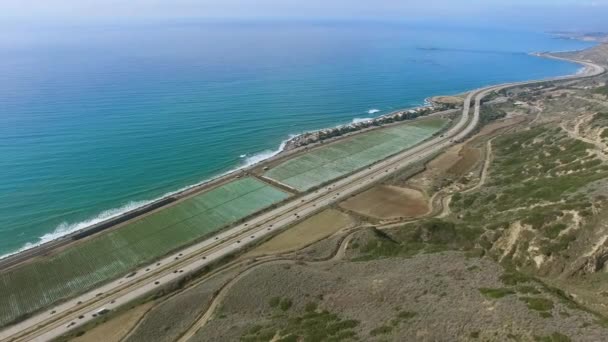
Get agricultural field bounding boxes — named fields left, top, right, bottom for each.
left=0, top=177, right=289, bottom=327
left=264, top=119, right=447, bottom=191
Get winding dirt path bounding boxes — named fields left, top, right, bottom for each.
left=175, top=232, right=356, bottom=342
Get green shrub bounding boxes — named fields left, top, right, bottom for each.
left=516, top=285, right=541, bottom=294
left=279, top=298, right=293, bottom=311
left=396, top=311, right=417, bottom=320
left=500, top=272, right=531, bottom=286
left=370, top=326, right=393, bottom=336
left=479, top=288, right=515, bottom=299
left=304, top=302, right=317, bottom=312
left=521, top=297, right=554, bottom=312
left=269, top=297, right=281, bottom=308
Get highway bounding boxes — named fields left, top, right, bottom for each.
left=0, top=58, right=603, bottom=342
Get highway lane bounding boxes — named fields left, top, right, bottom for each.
left=1, top=58, right=603, bottom=342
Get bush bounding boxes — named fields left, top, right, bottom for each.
left=304, top=302, right=317, bottom=312
left=370, top=326, right=393, bottom=336
left=396, top=311, right=417, bottom=320
left=269, top=297, right=281, bottom=308
left=521, top=297, right=554, bottom=311
left=500, top=272, right=531, bottom=286
left=479, top=288, right=515, bottom=299
left=279, top=298, right=293, bottom=311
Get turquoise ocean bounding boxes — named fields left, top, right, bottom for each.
left=0, top=21, right=594, bottom=257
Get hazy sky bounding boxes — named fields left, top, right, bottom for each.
left=2, top=0, right=608, bottom=31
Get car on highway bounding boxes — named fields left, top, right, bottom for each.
left=95, top=308, right=110, bottom=316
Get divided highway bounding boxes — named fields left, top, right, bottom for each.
left=0, top=58, right=603, bottom=342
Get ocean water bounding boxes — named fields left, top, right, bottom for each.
left=0, top=21, right=594, bottom=257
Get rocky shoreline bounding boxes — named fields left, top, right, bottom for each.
left=283, top=100, right=460, bottom=151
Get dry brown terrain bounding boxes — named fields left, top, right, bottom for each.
left=446, top=146, right=481, bottom=177
left=340, top=185, right=429, bottom=220
left=244, top=209, right=355, bottom=258
left=195, top=250, right=608, bottom=342
left=71, top=302, right=154, bottom=342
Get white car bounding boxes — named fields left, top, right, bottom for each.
left=96, top=308, right=110, bottom=316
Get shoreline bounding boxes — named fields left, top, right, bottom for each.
left=0, top=48, right=599, bottom=262
left=0, top=100, right=445, bottom=262
left=0, top=99, right=445, bottom=261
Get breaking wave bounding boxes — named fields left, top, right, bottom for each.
left=1, top=200, right=153, bottom=259
left=242, top=136, right=294, bottom=167
left=367, top=108, right=381, bottom=114
left=352, top=117, right=373, bottom=124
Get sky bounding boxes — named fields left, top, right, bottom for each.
left=2, top=0, right=608, bottom=31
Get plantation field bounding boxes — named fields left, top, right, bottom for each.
left=0, top=177, right=289, bottom=327
left=264, top=119, right=446, bottom=191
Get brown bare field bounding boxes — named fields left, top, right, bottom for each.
left=244, top=209, right=355, bottom=258
left=340, top=185, right=429, bottom=219
left=446, top=146, right=481, bottom=178
left=72, top=302, right=154, bottom=342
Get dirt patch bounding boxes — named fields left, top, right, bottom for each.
left=72, top=302, right=154, bottom=342
left=244, top=209, right=355, bottom=258
left=340, top=185, right=429, bottom=219
left=446, top=146, right=481, bottom=178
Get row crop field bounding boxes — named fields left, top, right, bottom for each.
left=0, top=177, right=289, bottom=327
left=264, top=118, right=447, bottom=191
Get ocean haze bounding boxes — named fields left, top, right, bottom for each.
left=0, top=21, right=594, bottom=256
left=2, top=1, right=608, bottom=31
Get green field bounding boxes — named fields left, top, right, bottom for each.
left=0, top=177, right=289, bottom=327
left=264, top=119, right=446, bottom=191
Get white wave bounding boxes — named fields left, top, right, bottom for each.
left=239, top=154, right=247, bottom=158
left=367, top=108, right=381, bottom=114
left=1, top=200, right=153, bottom=260
left=242, top=136, right=294, bottom=167
left=352, top=117, right=373, bottom=124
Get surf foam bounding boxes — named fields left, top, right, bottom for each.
left=352, top=118, right=373, bottom=124
left=367, top=108, right=381, bottom=114
left=1, top=200, right=153, bottom=259
left=242, top=136, right=294, bottom=167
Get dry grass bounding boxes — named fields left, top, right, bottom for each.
left=194, top=252, right=607, bottom=342
left=340, top=185, right=429, bottom=219
left=446, top=146, right=481, bottom=178
left=244, top=209, right=355, bottom=257
left=72, top=302, right=154, bottom=342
